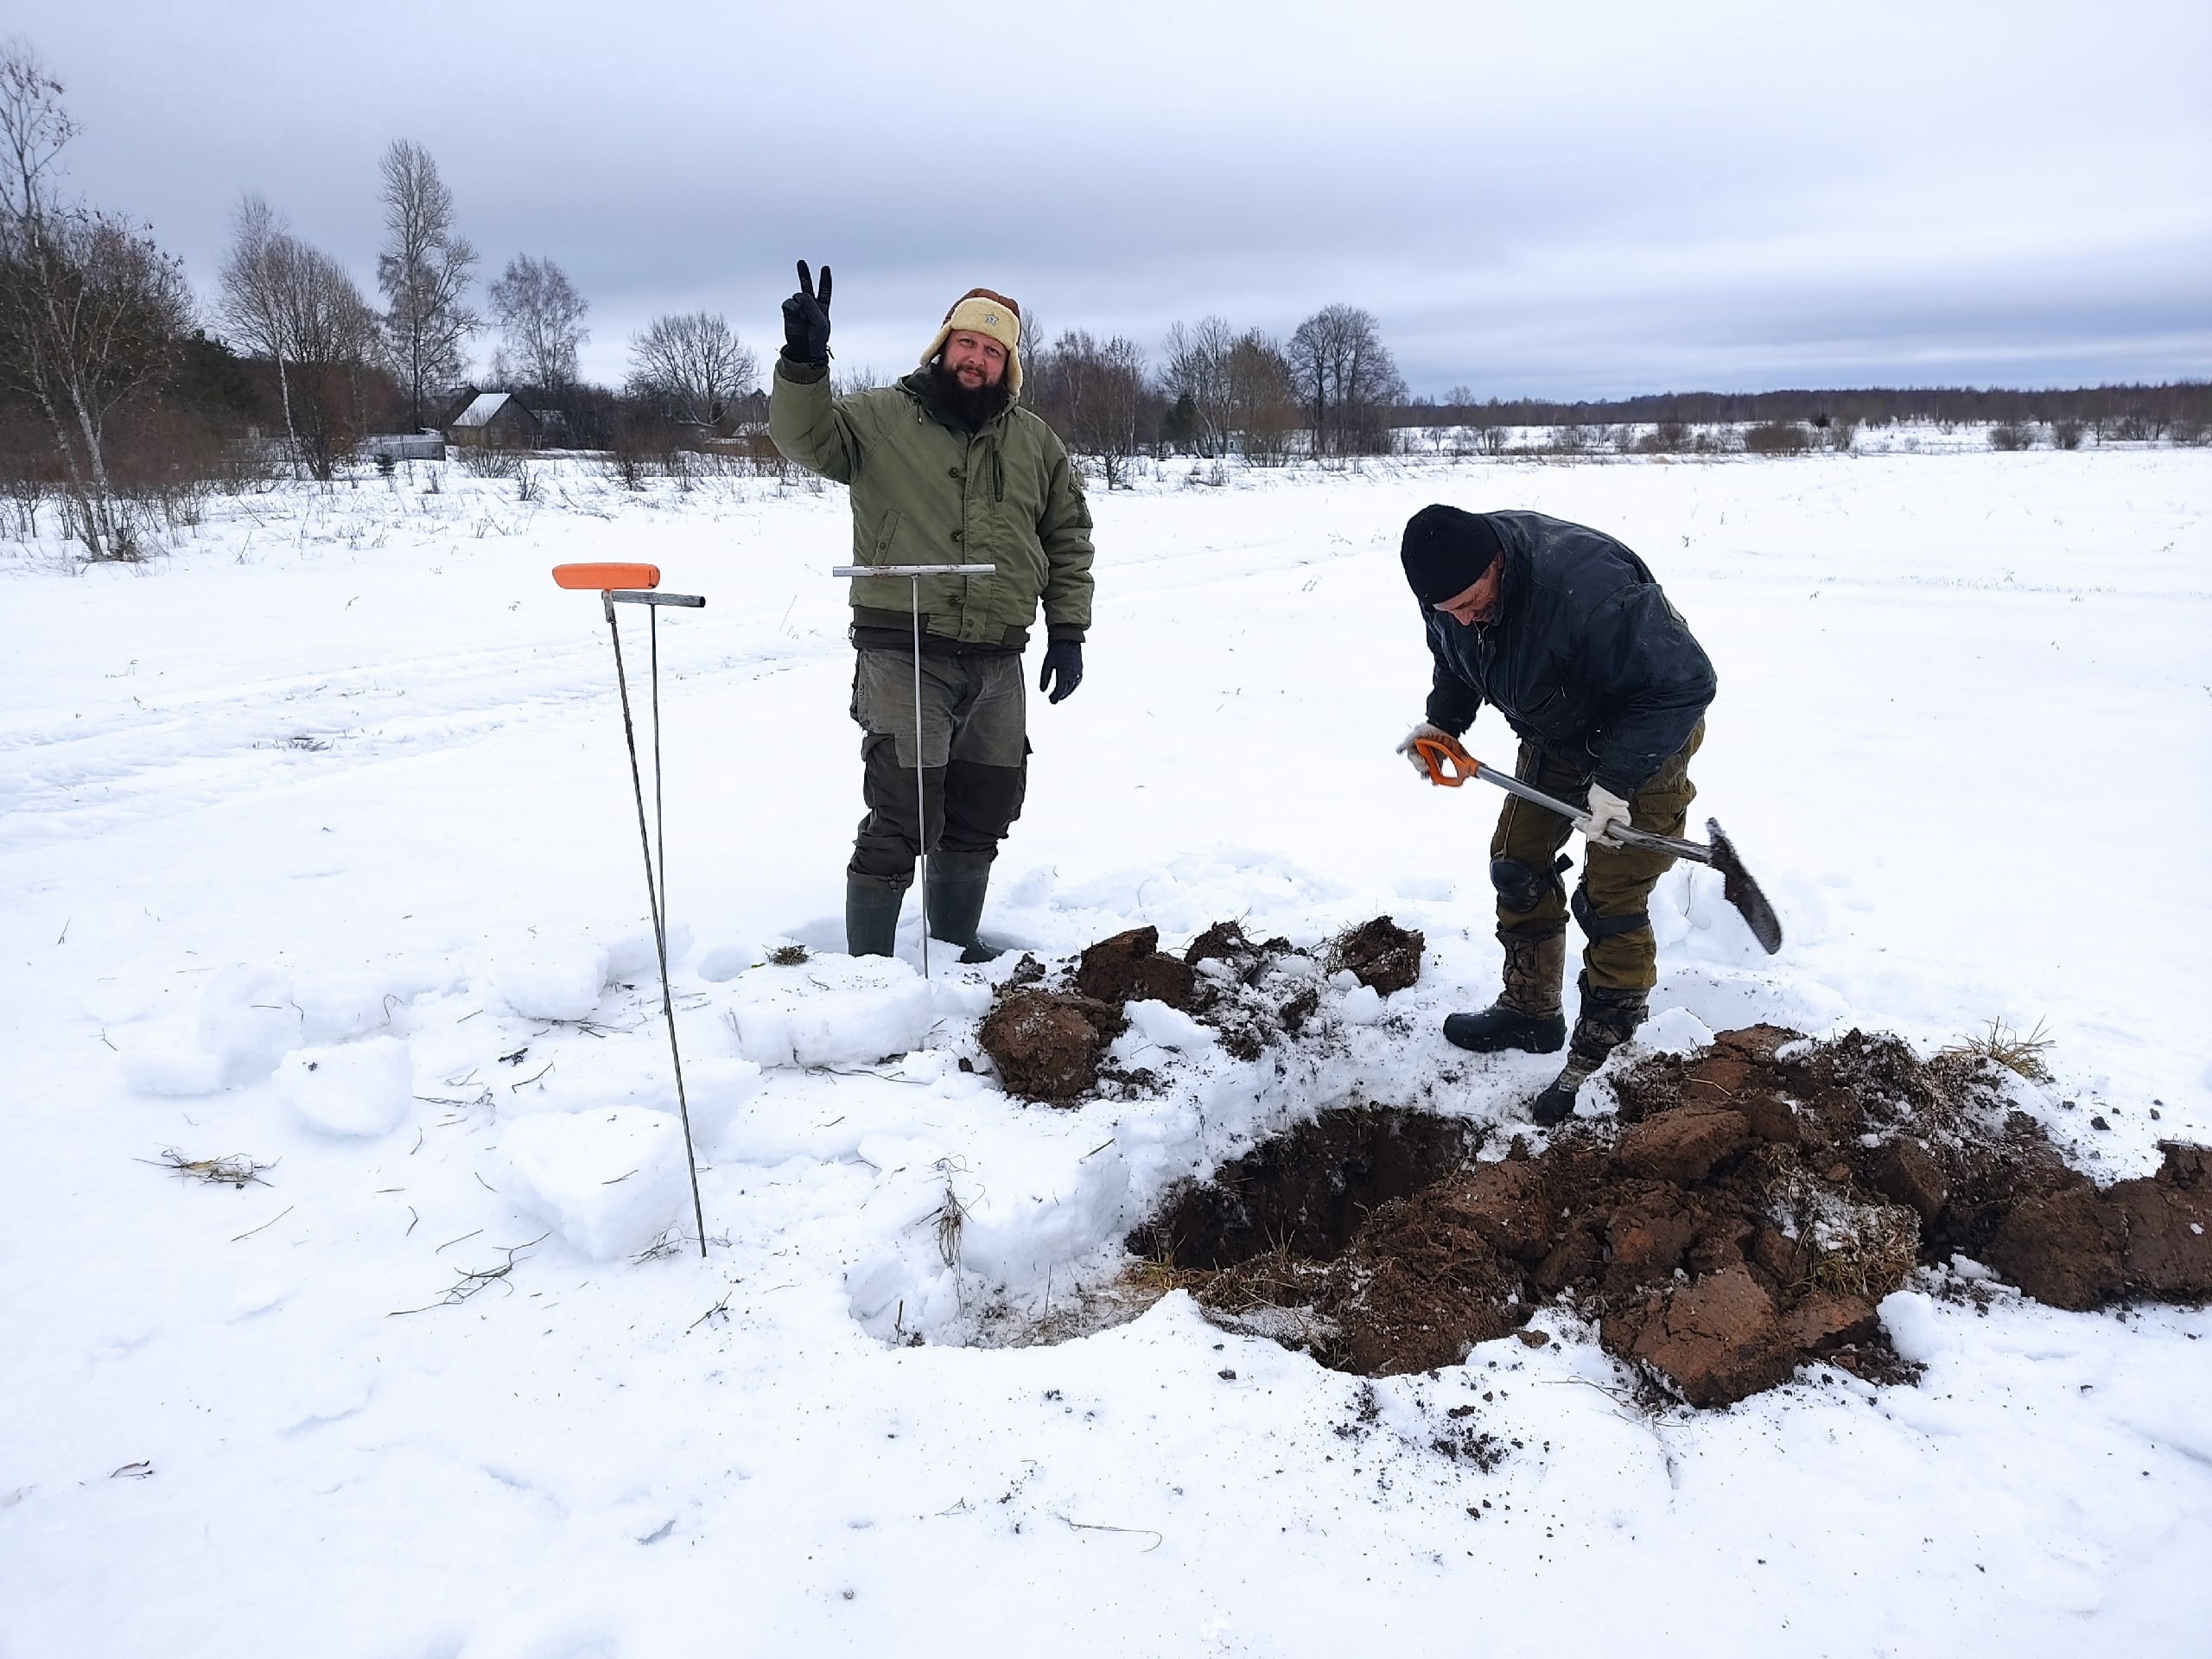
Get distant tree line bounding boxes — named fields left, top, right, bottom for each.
left=1406, top=383, right=2211, bottom=445
left=2, top=31, right=2203, bottom=556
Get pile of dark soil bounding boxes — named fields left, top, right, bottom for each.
left=980, top=918, right=1419, bottom=1102
left=1131, top=1024, right=2212, bottom=1406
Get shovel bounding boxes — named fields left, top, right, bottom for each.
left=1412, top=732, right=1783, bottom=955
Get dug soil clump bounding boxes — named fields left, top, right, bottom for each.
left=1128, top=1023, right=2212, bottom=1406
left=980, top=917, right=1414, bottom=1101
left=1332, top=916, right=1426, bottom=995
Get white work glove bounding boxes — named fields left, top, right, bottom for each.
left=1577, top=783, right=1633, bottom=847
left=1396, top=721, right=1453, bottom=780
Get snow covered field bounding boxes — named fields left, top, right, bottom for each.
left=3, top=448, right=2208, bottom=1656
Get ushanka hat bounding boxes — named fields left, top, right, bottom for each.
left=920, top=288, right=1023, bottom=396
left=1401, top=504, right=1505, bottom=604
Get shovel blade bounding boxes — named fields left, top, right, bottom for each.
left=1706, top=818, right=1783, bottom=955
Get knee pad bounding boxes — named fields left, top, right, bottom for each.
left=1491, top=854, right=1568, bottom=915
left=1571, top=882, right=1650, bottom=940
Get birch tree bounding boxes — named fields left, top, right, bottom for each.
left=216, top=193, right=300, bottom=474
left=488, top=253, right=588, bottom=391
left=376, top=138, right=477, bottom=428
left=0, top=41, right=192, bottom=558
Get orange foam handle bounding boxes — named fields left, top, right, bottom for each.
left=1413, top=734, right=1479, bottom=786
left=552, top=563, right=660, bottom=591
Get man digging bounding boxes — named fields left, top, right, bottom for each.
left=770, top=264, right=1095, bottom=958
left=1398, top=505, right=1717, bottom=1126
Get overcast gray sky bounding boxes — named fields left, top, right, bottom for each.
left=16, top=0, right=2209, bottom=398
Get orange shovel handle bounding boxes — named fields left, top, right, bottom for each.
left=552, top=562, right=660, bottom=591
left=1413, top=733, right=1482, bottom=786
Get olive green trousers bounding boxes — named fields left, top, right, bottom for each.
left=1489, top=721, right=1704, bottom=995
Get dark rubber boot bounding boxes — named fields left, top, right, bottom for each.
left=1530, top=977, right=1648, bottom=1126
left=1443, top=932, right=1567, bottom=1053
left=845, top=878, right=906, bottom=958
left=925, top=853, right=1001, bottom=963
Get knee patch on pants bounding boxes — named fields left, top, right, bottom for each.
left=1572, top=881, right=1649, bottom=941
left=1491, top=854, right=1570, bottom=916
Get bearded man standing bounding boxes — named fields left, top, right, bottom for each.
left=769, top=263, right=1094, bottom=958
left=1397, top=505, right=1716, bottom=1126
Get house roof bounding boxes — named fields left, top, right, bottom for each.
left=450, top=391, right=527, bottom=428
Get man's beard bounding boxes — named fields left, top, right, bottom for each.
left=925, top=359, right=1011, bottom=430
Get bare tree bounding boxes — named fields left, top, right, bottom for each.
left=1287, top=303, right=1405, bottom=458
left=376, top=138, right=477, bottom=428
left=626, top=311, right=757, bottom=427
left=216, top=192, right=301, bottom=473
left=1030, top=329, right=1149, bottom=488
left=0, top=41, right=192, bottom=558
left=273, top=239, right=378, bottom=479
left=487, top=252, right=587, bottom=391
left=1160, top=315, right=1237, bottom=458
left=1226, top=329, right=1299, bottom=464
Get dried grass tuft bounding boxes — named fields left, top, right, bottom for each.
left=143, top=1147, right=274, bottom=1188
left=1941, top=1017, right=2054, bottom=1083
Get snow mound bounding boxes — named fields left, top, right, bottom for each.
left=499, top=944, right=609, bottom=1021
left=1879, top=1289, right=1947, bottom=1364
left=496, top=1106, right=694, bottom=1260
left=724, top=957, right=935, bottom=1069
left=276, top=1037, right=415, bottom=1138
left=197, top=964, right=302, bottom=1084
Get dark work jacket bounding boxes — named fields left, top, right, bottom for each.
left=1421, top=511, right=1715, bottom=797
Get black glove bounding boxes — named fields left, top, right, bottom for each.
left=780, top=259, right=832, bottom=365
left=1039, top=639, right=1084, bottom=704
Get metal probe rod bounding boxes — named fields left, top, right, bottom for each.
left=831, top=563, right=996, bottom=977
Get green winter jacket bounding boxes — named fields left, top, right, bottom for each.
left=770, top=359, right=1095, bottom=648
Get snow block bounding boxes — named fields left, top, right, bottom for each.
left=293, top=963, right=447, bottom=1045
left=725, top=958, right=935, bottom=1069
left=197, top=965, right=302, bottom=1084
left=497, top=1107, right=692, bottom=1260
left=499, top=945, right=610, bottom=1022
left=121, top=1046, right=226, bottom=1096
left=606, top=922, right=693, bottom=982
left=696, top=940, right=760, bottom=982
left=684, top=1056, right=765, bottom=1148
left=276, top=1037, right=415, bottom=1138
left=1338, top=983, right=1384, bottom=1026
left=1116, top=997, right=1217, bottom=1058
left=1630, top=1006, right=1716, bottom=1058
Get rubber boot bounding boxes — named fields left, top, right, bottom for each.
left=1443, top=931, right=1567, bottom=1053
left=845, top=877, right=906, bottom=958
left=925, top=852, right=1001, bottom=963
left=1529, top=976, right=1649, bottom=1126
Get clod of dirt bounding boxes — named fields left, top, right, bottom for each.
left=1332, top=916, right=1426, bottom=995
left=1609, top=1266, right=1794, bottom=1408
left=1074, top=926, right=1197, bottom=1010
left=1128, top=1024, right=2212, bottom=1408
left=977, top=990, right=1127, bottom=1103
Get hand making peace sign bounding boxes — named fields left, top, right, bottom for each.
left=781, top=259, right=833, bottom=365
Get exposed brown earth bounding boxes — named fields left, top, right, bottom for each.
left=1130, top=1023, right=2211, bottom=1406
left=979, top=917, right=1420, bottom=1100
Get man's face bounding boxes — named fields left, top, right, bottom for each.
left=1433, top=555, right=1506, bottom=626
left=943, top=329, right=1007, bottom=389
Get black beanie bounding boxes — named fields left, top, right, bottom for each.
left=1401, top=505, right=1504, bottom=604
